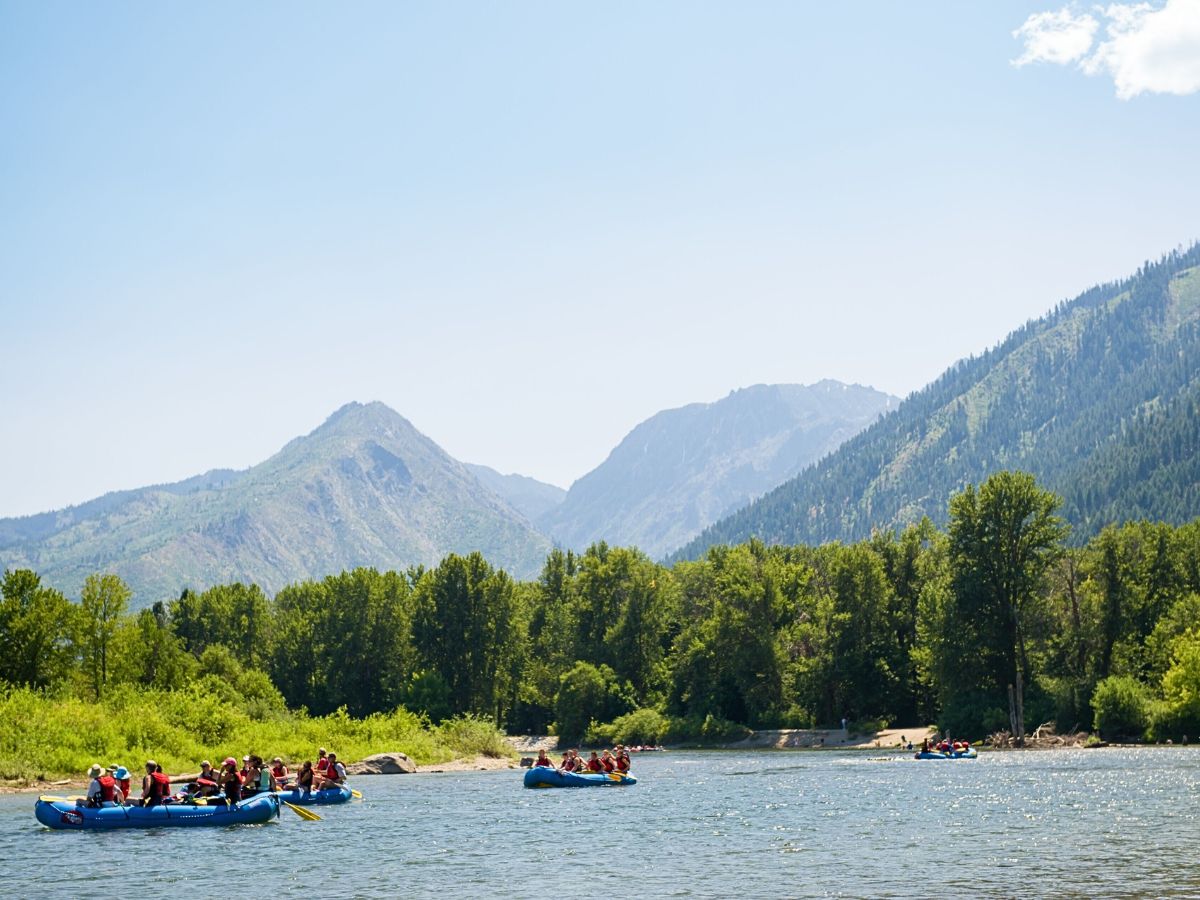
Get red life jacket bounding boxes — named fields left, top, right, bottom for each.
left=271, top=764, right=287, bottom=780
left=117, top=777, right=131, bottom=798
left=586, top=758, right=602, bottom=772
left=601, top=757, right=615, bottom=772
left=97, top=775, right=116, bottom=802
left=151, top=771, right=171, bottom=797
left=317, top=757, right=329, bottom=773
left=616, top=756, right=630, bottom=773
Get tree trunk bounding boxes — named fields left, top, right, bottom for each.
left=1015, top=669, right=1025, bottom=747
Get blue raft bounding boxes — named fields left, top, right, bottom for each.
left=274, top=785, right=353, bottom=805
left=35, top=793, right=281, bottom=830
left=915, top=748, right=978, bottom=760
left=523, top=767, right=636, bottom=788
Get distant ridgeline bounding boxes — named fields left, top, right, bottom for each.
left=674, top=244, right=1200, bottom=560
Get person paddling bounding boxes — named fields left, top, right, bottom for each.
left=270, top=757, right=289, bottom=785
left=534, top=749, right=553, bottom=768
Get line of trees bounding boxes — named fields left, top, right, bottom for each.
left=4, top=472, right=1200, bottom=745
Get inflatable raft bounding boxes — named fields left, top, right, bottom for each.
left=523, top=767, right=636, bottom=788
left=35, top=793, right=280, bottom=830
left=915, top=748, right=978, bottom=760
left=274, top=785, right=353, bottom=805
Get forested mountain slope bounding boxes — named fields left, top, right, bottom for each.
left=540, top=381, right=896, bottom=558
left=676, top=245, right=1200, bottom=558
left=0, top=402, right=552, bottom=604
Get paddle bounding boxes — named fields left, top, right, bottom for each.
left=39, top=795, right=84, bottom=803
left=607, top=771, right=628, bottom=782
left=281, top=799, right=322, bottom=821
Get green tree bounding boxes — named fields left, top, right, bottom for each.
left=946, top=472, right=1069, bottom=742
left=554, top=661, right=631, bottom=744
left=171, top=582, right=271, bottom=668
left=0, top=569, right=76, bottom=688
left=413, top=553, right=520, bottom=720
left=76, top=573, right=130, bottom=699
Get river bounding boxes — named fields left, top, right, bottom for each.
left=3, top=747, right=1198, bottom=898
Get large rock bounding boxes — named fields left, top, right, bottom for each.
left=345, top=752, right=416, bottom=775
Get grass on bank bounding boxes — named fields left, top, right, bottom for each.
left=0, top=686, right=513, bottom=782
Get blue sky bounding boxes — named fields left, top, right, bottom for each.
left=2, top=1, right=1199, bottom=516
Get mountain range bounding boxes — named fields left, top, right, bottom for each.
left=6, top=243, right=1200, bottom=603
left=537, top=381, right=895, bottom=558
left=0, top=381, right=890, bottom=604
left=675, top=244, right=1200, bottom=559
left=0, top=403, right=553, bottom=601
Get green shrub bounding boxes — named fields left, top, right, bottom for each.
left=0, top=686, right=511, bottom=781
left=585, top=708, right=670, bottom=747
left=1091, top=675, right=1150, bottom=740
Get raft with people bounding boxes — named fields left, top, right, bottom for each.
left=35, top=792, right=280, bottom=830
left=915, top=739, right=978, bottom=760
left=523, top=745, right=637, bottom=787
left=916, top=747, right=978, bottom=759
left=523, top=767, right=636, bottom=788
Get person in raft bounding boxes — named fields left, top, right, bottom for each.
left=585, top=751, right=603, bottom=773
left=558, top=750, right=574, bottom=771
left=219, top=757, right=242, bottom=803
left=196, top=760, right=220, bottom=797
left=270, top=757, right=290, bottom=785
left=534, top=749, right=554, bottom=768
left=317, top=752, right=347, bottom=790
left=141, top=761, right=171, bottom=807
left=294, top=761, right=316, bottom=797
left=600, top=750, right=616, bottom=773
left=316, top=747, right=329, bottom=775
left=86, top=764, right=122, bottom=807
left=615, top=748, right=631, bottom=774
left=111, top=765, right=132, bottom=801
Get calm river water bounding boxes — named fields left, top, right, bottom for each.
left=4, top=748, right=1199, bottom=898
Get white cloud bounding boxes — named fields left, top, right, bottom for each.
left=1013, top=0, right=1200, bottom=98
left=1012, top=7, right=1099, bottom=65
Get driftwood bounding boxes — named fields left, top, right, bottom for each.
left=987, top=721, right=1089, bottom=749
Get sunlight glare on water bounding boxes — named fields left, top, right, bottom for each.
left=4, top=748, right=1199, bottom=898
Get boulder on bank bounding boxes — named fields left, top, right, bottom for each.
left=346, top=752, right=417, bottom=775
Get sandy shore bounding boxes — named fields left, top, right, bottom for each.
left=727, top=726, right=938, bottom=750
left=415, top=755, right=518, bottom=774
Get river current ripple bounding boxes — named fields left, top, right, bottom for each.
left=3, top=747, right=1198, bottom=898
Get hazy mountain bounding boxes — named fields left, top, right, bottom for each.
left=464, top=464, right=565, bottom=523
left=675, top=245, right=1200, bottom=559
left=539, top=381, right=897, bottom=558
left=0, top=402, right=552, bottom=604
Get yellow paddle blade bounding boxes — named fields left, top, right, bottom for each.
left=39, top=795, right=76, bottom=803
left=350, top=788, right=363, bottom=799
left=282, top=799, right=322, bottom=821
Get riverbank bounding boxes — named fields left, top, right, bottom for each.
left=725, top=726, right=938, bottom=750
